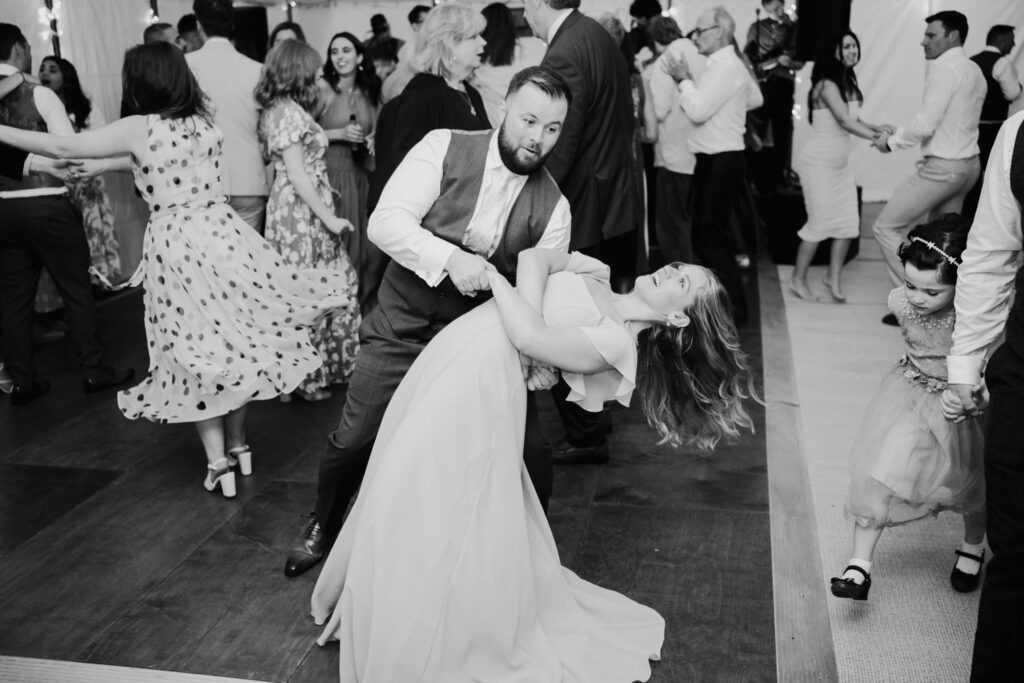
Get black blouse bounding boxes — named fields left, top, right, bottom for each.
left=369, top=72, right=491, bottom=209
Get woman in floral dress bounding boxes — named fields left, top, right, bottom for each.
left=34, top=57, right=121, bottom=316
left=258, top=39, right=361, bottom=402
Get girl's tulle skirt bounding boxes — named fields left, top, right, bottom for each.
left=847, top=362, right=985, bottom=528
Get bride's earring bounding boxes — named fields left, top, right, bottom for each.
left=667, top=312, right=690, bottom=328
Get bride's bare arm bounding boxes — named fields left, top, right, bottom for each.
left=487, top=269, right=611, bottom=374
left=514, top=248, right=572, bottom=313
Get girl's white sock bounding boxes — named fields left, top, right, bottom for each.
left=842, top=558, right=872, bottom=584
left=955, top=541, right=986, bottom=575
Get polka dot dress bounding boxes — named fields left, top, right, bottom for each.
left=118, top=115, right=355, bottom=423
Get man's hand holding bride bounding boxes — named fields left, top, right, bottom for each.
left=520, top=353, right=558, bottom=391
left=446, top=249, right=493, bottom=297
left=870, top=125, right=895, bottom=153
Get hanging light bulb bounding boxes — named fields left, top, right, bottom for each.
left=144, top=9, right=161, bottom=26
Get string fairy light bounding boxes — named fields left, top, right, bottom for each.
left=37, top=0, right=63, bottom=57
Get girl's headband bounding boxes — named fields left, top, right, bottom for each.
left=910, top=236, right=961, bottom=267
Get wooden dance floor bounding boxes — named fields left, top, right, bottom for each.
left=0, top=269, right=773, bottom=682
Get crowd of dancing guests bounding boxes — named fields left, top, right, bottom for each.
left=0, top=0, right=764, bottom=678
left=4, top=0, right=1024, bottom=680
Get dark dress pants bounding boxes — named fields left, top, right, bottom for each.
left=313, top=324, right=553, bottom=540
left=654, top=168, right=693, bottom=264
left=962, top=122, right=1002, bottom=222
left=757, top=76, right=795, bottom=191
left=0, top=195, right=103, bottom=386
left=971, top=343, right=1024, bottom=681
left=692, top=151, right=748, bottom=324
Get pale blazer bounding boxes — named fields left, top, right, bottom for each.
left=186, top=37, right=268, bottom=197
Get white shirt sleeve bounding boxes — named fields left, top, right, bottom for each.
left=888, top=63, right=957, bottom=150
left=32, top=85, right=74, bottom=135
left=535, top=195, right=571, bottom=253
left=948, top=118, right=1023, bottom=385
left=993, top=56, right=1023, bottom=103
left=367, top=129, right=460, bottom=287
left=678, top=60, right=739, bottom=124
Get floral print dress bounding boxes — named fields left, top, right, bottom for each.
left=35, top=110, right=122, bottom=312
left=117, top=114, right=355, bottom=423
left=260, top=98, right=360, bottom=393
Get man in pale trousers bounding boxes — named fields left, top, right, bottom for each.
left=872, top=10, right=985, bottom=324
left=186, top=0, right=268, bottom=234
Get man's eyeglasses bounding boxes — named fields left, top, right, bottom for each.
left=690, top=25, right=721, bottom=38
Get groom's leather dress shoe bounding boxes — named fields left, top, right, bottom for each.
left=83, top=366, right=135, bottom=393
left=552, top=441, right=610, bottom=466
left=284, top=515, right=327, bottom=577
left=10, top=379, right=51, bottom=406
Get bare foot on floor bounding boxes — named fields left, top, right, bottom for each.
left=788, top=279, right=817, bottom=301
left=822, top=277, right=847, bottom=303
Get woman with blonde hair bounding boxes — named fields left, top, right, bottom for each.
left=257, top=39, right=361, bottom=402
left=369, top=2, right=491, bottom=207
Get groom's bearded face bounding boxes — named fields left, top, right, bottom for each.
left=498, top=125, right=549, bottom=175
left=497, top=83, right=567, bottom=175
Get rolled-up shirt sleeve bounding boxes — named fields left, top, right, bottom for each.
left=33, top=85, right=74, bottom=135
left=367, top=129, right=459, bottom=287
left=535, top=195, right=571, bottom=253
left=948, top=117, right=1023, bottom=385
left=993, top=56, right=1023, bottom=104
left=888, top=64, right=956, bottom=150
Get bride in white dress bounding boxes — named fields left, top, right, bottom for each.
left=790, top=31, right=890, bottom=303
left=310, top=247, right=758, bottom=682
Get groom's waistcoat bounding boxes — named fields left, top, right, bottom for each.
left=0, top=81, right=64, bottom=193
left=370, top=129, right=563, bottom=344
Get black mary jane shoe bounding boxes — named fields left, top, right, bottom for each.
left=830, top=565, right=871, bottom=601
left=950, top=549, right=985, bottom=593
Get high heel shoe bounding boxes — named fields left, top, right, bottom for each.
left=203, top=458, right=236, bottom=498
left=822, top=277, right=847, bottom=303
left=226, top=445, right=253, bottom=476
left=830, top=565, right=871, bottom=600
left=950, top=549, right=985, bottom=593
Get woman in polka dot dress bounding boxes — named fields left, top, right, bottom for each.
left=0, top=42, right=355, bottom=498
left=257, top=39, right=361, bottom=403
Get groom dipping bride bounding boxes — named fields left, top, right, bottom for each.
left=289, top=65, right=758, bottom=682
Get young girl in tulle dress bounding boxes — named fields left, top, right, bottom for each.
left=830, top=214, right=986, bottom=601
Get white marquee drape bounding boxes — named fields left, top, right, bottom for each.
left=3, top=0, right=1023, bottom=202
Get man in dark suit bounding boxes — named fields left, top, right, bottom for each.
left=283, top=68, right=572, bottom=578
left=524, top=0, right=641, bottom=464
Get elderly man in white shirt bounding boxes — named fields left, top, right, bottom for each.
left=662, top=6, right=762, bottom=325
left=872, top=10, right=986, bottom=317
left=943, top=109, right=1024, bottom=682
left=186, top=0, right=268, bottom=234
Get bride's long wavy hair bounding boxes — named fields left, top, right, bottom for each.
left=635, top=268, right=760, bottom=451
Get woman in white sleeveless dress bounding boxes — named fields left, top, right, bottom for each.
left=310, top=248, right=759, bottom=682
left=789, top=32, right=890, bottom=302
